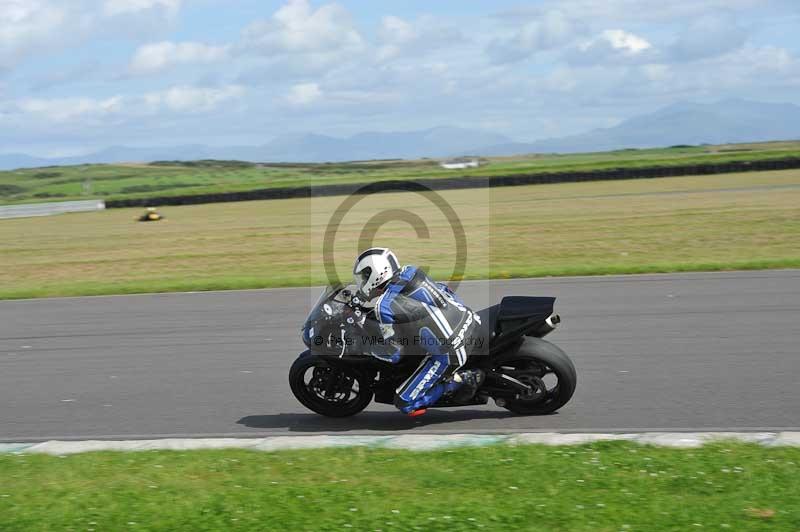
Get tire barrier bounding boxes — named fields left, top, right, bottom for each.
left=105, top=156, right=800, bottom=208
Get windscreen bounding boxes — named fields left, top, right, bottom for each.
left=301, top=285, right=368, bottom=355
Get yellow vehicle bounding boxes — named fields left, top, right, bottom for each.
left=137, top=207, right=164, bottom=222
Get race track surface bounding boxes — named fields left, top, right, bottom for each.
left=1, top=270, right=798, bottom=441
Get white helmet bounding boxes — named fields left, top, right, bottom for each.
left=353, top=247, right=400, bottom=298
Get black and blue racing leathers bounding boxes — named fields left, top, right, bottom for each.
left=367, top=265, right=482, bottom=413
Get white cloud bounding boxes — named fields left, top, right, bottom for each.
left=376, top=15, right=463, bottom=62
left=18, top=95, right=124, bottom=122
left=567, top=29, right=653, bottom=65
left=143, top=84, right=245, bottom=113
left=12, top=84, right=244, bottom=124
left=240, top=0, right=362, bottom=55
left=487, top=10, right=577, bottom=63
left=380, top=16, right=416, bottom=44
left=600, top=30, right=651, bottom=54
left=129, top=41, right=229, bottom=74
left=495, top=0, right=767, bottom=25
left=285, top=82, right=322, bottom=106
left=282, top=81, right=402, bottom=108
left=377, top=16, right=415, bottom=61
left=0, top=0, right=69, bottom=69
left=0, top=0, right=186, bottom=74
left=669, top=13, right=748, bottom=61
left=688, top=45, right=800, bottom=92
left=103, top=0, right=181, bottom=18
left=641, top=63, right=671, bottom=82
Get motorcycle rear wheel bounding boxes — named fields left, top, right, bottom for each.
left=289, top=352, right=374, bottom=417
left=496, top=337, right=577, bottom=415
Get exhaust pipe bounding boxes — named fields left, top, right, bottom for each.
left=545, top=313, right=561, bottom=329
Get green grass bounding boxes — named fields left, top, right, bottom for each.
left=2, top=140, right=800, bottom=204
left=2, top=442, right=799, bottom=531
left=1, top=259, right=798, bottom=301
left=1, top=169, right=798, bottom=299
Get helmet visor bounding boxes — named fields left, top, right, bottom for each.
left=354, top=266, right=372, bottom=291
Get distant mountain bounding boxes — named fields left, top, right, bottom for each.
left=250, top=127, right=511, bottom=161
left=0, top=153, right=52, bottom=170
left=3, top=100, right=800, bottom=170
left=479, top=99, right=800, bottom=155
left=0, top=127, right=511, bottom=170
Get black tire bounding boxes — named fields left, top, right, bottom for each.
left=497, top=337, right=577, bottom=415
left=289, top=351, right=373, bottom=417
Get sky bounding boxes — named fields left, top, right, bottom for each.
left=1, top=0, right=799, bottom=156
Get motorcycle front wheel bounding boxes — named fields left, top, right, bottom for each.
left=289, top=351, right=374, bottom=417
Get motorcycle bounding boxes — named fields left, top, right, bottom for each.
left=289, top=285, right=576, bottom=417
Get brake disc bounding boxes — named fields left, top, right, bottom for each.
left=309, top=367, right=355, bottom=403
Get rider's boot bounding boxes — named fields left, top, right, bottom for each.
left=450, top=369, right=485, bottom=403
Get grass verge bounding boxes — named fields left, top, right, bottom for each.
left=1, top=169, right=798, bottom=300
left=1, top=442, right=799, bottom=531
left=1, top=258, right=799, bottom=301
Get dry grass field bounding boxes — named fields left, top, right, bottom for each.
left=1, top=169, right=798, bottom=299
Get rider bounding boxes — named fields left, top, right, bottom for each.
left=352, top=247, right=485, bottom=416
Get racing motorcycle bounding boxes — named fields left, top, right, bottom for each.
left=289, top=285, right=576, bottom=417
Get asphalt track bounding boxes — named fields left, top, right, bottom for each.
left=1, top=270, right=798, bottom=442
